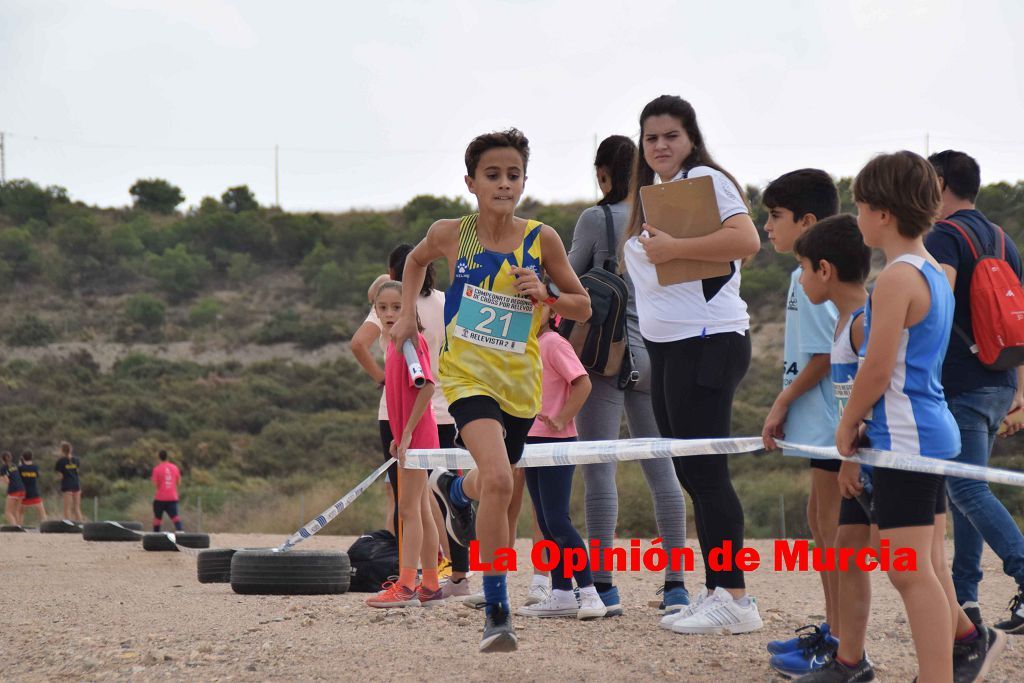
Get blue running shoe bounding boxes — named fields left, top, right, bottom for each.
left=769, top=637, right=838, bottom=678
left=767, top=623, right=836, bottom=655
left=657, top=586, right=690, bottom=613
left=599, top=585, right=624, bottom=617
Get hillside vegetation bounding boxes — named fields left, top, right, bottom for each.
left=2, top=176, right=1023, bottom=537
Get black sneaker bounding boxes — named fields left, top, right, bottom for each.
left=793, top=654, right=875, bottom=682
left=953, top=624, right=1006, bottom=683
left=480, top=604, right=517, bottom=653
left=994, top=590, right=1024, bottom=634
left=960, top=601, right=983, bottom=627
left=428, top=469, right=476, bottom=547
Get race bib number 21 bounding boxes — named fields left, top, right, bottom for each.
left=454, top=284, right=533, bottom=354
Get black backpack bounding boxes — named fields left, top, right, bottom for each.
left=347, top=529, right=399, bottom=592
left=558, top=205, right=636, bottom=388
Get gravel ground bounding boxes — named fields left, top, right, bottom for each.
left=0, top=533, right=1019, bottom=681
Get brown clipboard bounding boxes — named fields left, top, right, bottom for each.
left=639, top=175, right=731, bottom=285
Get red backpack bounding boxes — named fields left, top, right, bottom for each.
left=939, top=218, right=1024, bottom=370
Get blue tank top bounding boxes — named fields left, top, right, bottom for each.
left=860, top=255, right=960, bottom=459
left=831, top=306, right=864, bottom=420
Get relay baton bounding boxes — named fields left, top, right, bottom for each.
left=402, top=339, right=426, bottom=388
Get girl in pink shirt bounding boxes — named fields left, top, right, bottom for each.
left=366, top=282, right=443, bottom=608
left=517, top=310, right=606, bottom=620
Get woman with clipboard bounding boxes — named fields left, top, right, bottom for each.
left=622, top=95, right=763, bottom=635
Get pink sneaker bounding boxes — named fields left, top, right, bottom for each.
left=417, top=584, right=445, bottom=606
left=366, top=581, right=419, bottom=608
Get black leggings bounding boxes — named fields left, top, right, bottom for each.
left=379, top=420, right=469, bottom=573
left=645, top=331, right=751, bottom=590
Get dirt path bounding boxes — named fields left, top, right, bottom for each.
left=0, top=533, right=1019, bottom=681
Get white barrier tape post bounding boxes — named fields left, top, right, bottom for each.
left=777, top=439, right=1024, bottom=487
left=404, top=437, right=766, bottom=470
left=277, top=458, right=397, bottom=552
left=402, top=339, right=425, bottom=388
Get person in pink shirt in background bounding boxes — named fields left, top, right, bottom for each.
left=152, top=449, right=183, bottom=532
left=516, top=308, right=606, bottom=620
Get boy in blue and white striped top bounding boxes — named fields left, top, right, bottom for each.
left=798, top=152, right=1006, bottom=683
left=788, top=214, right=872, bottom=681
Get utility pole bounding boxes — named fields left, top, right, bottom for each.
left=925, top=132, right=930, bottom=157
left=274, top=144, right=280, bottom=207
left=1, top=132, right=6, bottom=184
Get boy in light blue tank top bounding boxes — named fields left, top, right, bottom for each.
left=759, top=170, right=842, bottom=677
left=801, top=152, right=1005, bottom=683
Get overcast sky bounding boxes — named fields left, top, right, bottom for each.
left=2, top=0, right=1021, bottom=212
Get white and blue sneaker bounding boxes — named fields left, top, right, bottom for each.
left=659, top=587, right=708, bottom=630
left=659, top=586, right=690, bottom=613
left=768, top=623, right=838, bottom=655
left=599, top=585, right=624, bottom=617
left=768, top=627, right=839, bottom=677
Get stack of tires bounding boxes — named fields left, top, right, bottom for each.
left=193, top=548, right=351, bottom=595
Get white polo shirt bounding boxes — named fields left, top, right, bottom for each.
left=624, top=165, right=750, bottom=342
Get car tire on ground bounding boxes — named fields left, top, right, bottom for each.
left=1, top=525, right=27, bottom=532
left=82, top=521, right=142, bottom=542
left=40, top=520, right=83, bottom=534
left=197, top=548, right=236, bottom=583
left=230, top=549, right=351, bottom=595
left=143, top=532, right=211, bottom=551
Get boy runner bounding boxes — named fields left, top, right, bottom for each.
left=391, top=128, right=590, bottom=653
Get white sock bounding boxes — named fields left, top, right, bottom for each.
left=734, top=595, right=751, bottom=607
left=531, top=574, right=549, bottom=588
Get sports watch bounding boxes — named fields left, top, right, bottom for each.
left=543, top=280, right=561, bottom=306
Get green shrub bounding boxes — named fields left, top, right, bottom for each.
left=6, top=314, right=56, bottom=346
left=227, top=252, right=256, bottom=285
left=0, top=227, right=42, bottom=279
left=130, top=178, right=184, bottom=214
left=221, top=185, right=259, bottom=213
left=109, top=222, right=146, bottom=257
left=312, top=262, right=346, bottom=308
left=147, top=244, right=211, bottom=301
left=188, top=297, right=222, bottom=328
left=256, top=309, right=302, bottom=344
left=124, top=294, right=166, bottom=330
left=0, top=179, right=68, bottom=224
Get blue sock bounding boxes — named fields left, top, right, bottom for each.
left=449, top=475, right=471, bottom=509
left=483, top=575, right=509, bottom=615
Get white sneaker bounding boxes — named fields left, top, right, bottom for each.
left=577, top=588, right=608, bottom=621
left=463, top=591, right=486, bottom=609
left=659, top=586, right=708, bottom=630
left=524, top=582, right=551, bottom=606
left=670, top=587, right=763, bottom=635
left=441, top=577, right=471, bottom=600
left=517, top=589, right=578, bottom=618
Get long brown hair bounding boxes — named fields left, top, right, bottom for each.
left=624, top=95, right=746, bottom=247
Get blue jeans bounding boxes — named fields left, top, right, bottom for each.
left=524, top=438, right=592, bottom=592
left=946, top=385, right=1024, bottom=603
